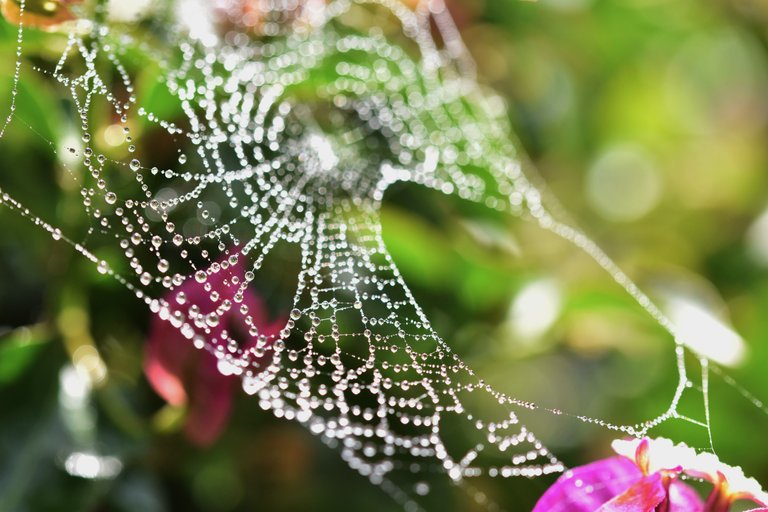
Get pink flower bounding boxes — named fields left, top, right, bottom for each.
left=144, top=253, right=283, bottom=446
left=612, top=438, right=768, bottom=512
left=534, top=437, right=768, bottom=512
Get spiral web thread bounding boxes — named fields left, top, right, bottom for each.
left=0, top=0, right=766, bottom=509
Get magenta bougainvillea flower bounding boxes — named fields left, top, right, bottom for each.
left=533, top=437, right=768, bottom=512
left=144, top=254, right=283, bottom=446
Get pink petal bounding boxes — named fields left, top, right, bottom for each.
left=144, top=312, right=192, bottom=406
left=669, top=480, right=704, bottom=512
left=144, top=356, right=187, bottom=406
left=145, top=249, right=284, bottom=446
left=597, top=473, right=666, bottom=512
left=235, top=288, right=284, bottom=367
left=533, top=456, right=643, bottom=512
left=174, top=250, right=249, bottom=317
left=239, top=288, right=269, bottom=331
left=145, top=310, right=234, bottom=446
left=184, top=350, right=235, bottom=446
left=634, top=438, right=650, bottom=475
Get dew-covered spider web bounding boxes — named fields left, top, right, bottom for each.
left=1, top=0, right=767, bottom=510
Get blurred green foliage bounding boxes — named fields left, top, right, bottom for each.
left=1, top=0, right=768, bottom=511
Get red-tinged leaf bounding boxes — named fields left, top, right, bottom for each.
left=0, top=0, right=81, bottom=30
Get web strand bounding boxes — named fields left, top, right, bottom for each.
left=0, top=1, right=766, bottom=510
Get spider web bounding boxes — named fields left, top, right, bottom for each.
left=0, top=0, right=765, bottom=510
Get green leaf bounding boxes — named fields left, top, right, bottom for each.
left=0, top=327, right=48, bottom=384
left=138, top=67, right=184, bottom=130
left=381, top=206, right=456, bottom=286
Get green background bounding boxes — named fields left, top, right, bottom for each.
left=1, top=0, right=767, bottom=510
